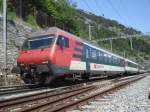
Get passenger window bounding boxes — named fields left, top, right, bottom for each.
left=57, top=36, right=69, bottom=48
left=86, top=49, right=89, bottom=58
left=104, top=53, right=107, bottom=62
left=108, top=55, right=111, bottom=64
left=91, top=49, right=97, bottom=59
left=99, top=51, right=103, bottom=61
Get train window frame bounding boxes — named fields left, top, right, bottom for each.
left=57, top=36, right=69, bottom=48
left=101, top=51, right=104, bottom=63
left=118, top=59, right=120, bottom=66
left=96, top=50, right=99, bottom=61
left=108, top=55, right=112, bottom=64
left=121, top=59, right=124, bottom=66
left=91, top=49, right=97, bottom=59
left=86, top=48, right=89, bottom=59
left=104, top=53, right=107, bottom=63
left=22, top=35, right=56, bottom=50
left=128, top=62, right=137, bottom=68
left=98, top=51, right=102, bottom=61
left=113, top=57, right=117, bottom=65
left=112, top=56, right=115, bottom=65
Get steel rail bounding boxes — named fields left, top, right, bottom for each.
left=0, top=84, right=94, bottom=111
left=49, top=75, right=146, bottom=112
left=0, top=74, right=146, bottom=112
left=15, top=75, right=146, bottom=112
left=0, top=84, right=37, bottom=89
left=20, top=86, right=96, bottom=112
left=0, top=87, right=47, bottom=96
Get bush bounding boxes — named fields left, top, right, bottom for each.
left=0, top=0, right=2, bottom=12
left=7, top=11, right=17, bottom=21
left=25, top=15, right=38, bottom=28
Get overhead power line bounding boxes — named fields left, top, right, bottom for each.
left=96, top=33, right=150, bottom=51
left=93, top=0, right=103, bottom=16
left=97, top=34, right=150, bottom=42
left=107, top=0, right=127, bottom=25
left=82, top=0, right=95, bottom=14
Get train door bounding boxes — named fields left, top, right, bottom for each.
left=85, top=46, right=90, bottom=73
left=55, top=35, right=71, bottom=68
left=123, top=59, right=126, bottom=72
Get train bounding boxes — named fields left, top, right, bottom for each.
left=13, top=27, right=140, bottom=85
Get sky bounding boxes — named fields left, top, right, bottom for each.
left=71, top=0, right=150, bottom=33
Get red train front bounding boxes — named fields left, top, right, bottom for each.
left=16, top=27, right=83, bottom=85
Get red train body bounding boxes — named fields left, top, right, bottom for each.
left=15, top=27, right=139, bottom=85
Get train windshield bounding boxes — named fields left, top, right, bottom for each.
left=22, top=35, right=55, bottom=50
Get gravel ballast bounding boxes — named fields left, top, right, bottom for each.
left=71, top=74, right=150, bottom=112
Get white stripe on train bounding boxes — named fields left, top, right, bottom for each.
left=69, top=60, right=138, bottom=72
left=69, top=60, right=86, bottom=70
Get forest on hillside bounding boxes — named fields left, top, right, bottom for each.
left=0, top=0, right=150, bottom=67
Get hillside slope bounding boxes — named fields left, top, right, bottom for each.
left=0, top=0, right=149, bottom=69
left=75, top=9, right=150, bottom=63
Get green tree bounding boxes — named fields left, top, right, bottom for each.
left=0, top=0, right=2, bottom=12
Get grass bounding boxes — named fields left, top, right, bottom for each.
left=7, top=11, right=17, bottom=21
left=25, top=15, right=39, bottom=30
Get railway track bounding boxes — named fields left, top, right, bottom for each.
left=0, top=74, right=140, bottom=96
left=0, top=74, right=147, bottom=112
left=0, top=77, right=106, bottom=97
left=0, top=84, right=39, bottom=91
left=0, top=75, right=131, bottom=97
left=0, top=84, right=43, bottom=96
left=0, top=87, right=49, bottom=96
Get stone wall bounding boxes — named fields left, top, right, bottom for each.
left=0, top=17, right=33, bottom=72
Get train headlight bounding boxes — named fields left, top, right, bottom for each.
left=20, top=63, right=25, bottom=66
left=42, top=61, right=49, bottom=64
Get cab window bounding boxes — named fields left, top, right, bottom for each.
left=22, top=35, right=55, bottom=50
left=57, top=36, right=69, bottom=48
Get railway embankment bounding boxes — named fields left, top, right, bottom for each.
left=0, top=74, right=147, bottom=112
left=71, top=73, right=150, bottom=112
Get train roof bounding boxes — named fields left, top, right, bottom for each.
left=28, top=27, right=138, bottom=65
left=46, top=27, right=125, bottom=58
left=29, top=27, right=82, bottom=40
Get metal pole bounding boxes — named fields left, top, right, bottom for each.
left=129, top=37, right=133, bottom=50
left=3, top=0, right=7, bottom=85
left=88, top=24, right=91, bottom=40
left=88, top=24, right=94, bottom=41
left=123, top=50, right=126, bottom=58
left=110, top=39, right=112, bottom=51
